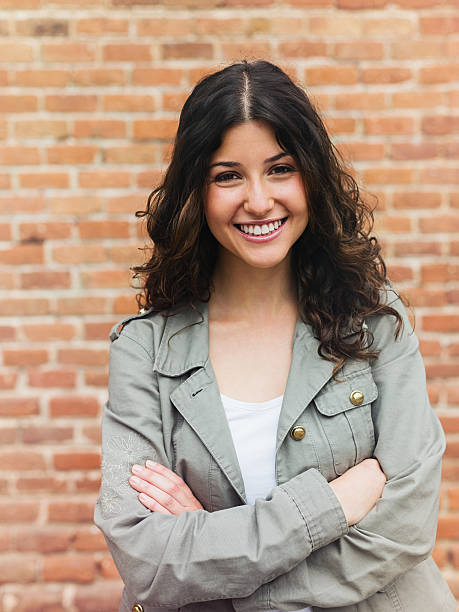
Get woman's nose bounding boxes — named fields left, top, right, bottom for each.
left=243, top=181, right=274, bottom=218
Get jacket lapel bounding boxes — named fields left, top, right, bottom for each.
left=155, top=301, right=247, bottom=504
left=154, top=300, right=336, bottom=501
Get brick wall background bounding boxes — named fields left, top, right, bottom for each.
left=0, top=0, right=458, bottom=610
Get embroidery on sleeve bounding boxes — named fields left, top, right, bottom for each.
left=99, top=432, right=155, bottom=519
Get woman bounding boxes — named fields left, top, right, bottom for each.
left=94, top=60, right=455, bottom=612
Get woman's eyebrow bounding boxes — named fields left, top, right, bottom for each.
left=208, top=151, right=291, bottom=169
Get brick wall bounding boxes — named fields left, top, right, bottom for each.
left=0, top=0, right=458, bottom=610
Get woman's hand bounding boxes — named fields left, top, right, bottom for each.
left=329, top=458, right=386, bottom=526
left=129, top=460, right=204, bottom=515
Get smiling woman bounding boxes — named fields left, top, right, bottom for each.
left=94, top=60, right=455, bottom=612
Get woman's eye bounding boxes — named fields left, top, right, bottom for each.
left=213, top=172, right=239, bottom=183
left=271, top=165, right=294, bottom=175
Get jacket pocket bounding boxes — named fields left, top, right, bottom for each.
left=313, top=367, right=378, bottom=477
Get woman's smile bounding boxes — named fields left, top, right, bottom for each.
left=234, top=216, right=288, bottom=242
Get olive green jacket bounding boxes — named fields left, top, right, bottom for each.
left=94, top=290, right=455, bottom=612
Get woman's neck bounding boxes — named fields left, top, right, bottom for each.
left=209, top=254, right=298, bottom=324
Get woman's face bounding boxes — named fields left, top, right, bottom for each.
left=203, top=120, right=309, bottom=271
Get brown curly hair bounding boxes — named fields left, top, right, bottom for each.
left=133, top=59, right=403, bottom=371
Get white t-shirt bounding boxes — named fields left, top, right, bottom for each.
left=221, top=393, right=312, bottom=612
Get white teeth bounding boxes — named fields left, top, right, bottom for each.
left=237, top=219, right=285, bottom=236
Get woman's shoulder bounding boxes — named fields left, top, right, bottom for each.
left=109, top=307, right=167, bottom=343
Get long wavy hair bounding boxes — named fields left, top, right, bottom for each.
left=133, top=59, right=403, bottom=369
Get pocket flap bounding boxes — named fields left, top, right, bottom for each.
left=314, top=368, right=378, bottom=417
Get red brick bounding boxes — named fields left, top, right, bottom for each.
left=363, top=167, right=414, bottom=185
left=0, top=299, right=49, bottom=316
left=0, top=501, right=39, bottom=522
left=309, top=16, right=362, bottom=36
left=14, top=69, right=69, bottom=88
left=16, top=476, right=67, bottom=493
left=47, top=145, right=98, bottom=165
left=391, top=142, right=441, bottom=160
left=57, top=297, right=108, bottom=315
left=393, top=240, right=441, bottom=256
left=392, top=91, right=444, bottom=108
left=54, top=452, right=100, bottom=471
left=81, top=425, right=101, bottom=443
left=23, top=323, right=76, bottom=342
left=19, top=172, right=69, bottom=189
left=103, top=43, right=152, bottom=62
left=48, top=501, right=95, bottom=523
left=362, top=67, right=412, bottom=84
left=162, top=91, right=189, bottom=112
left=0, top=372, right=17, bottom=389
left=0, top=450, right=46, bottom=471
left=74, top=119, right=126, bottom=139
left=3, top=350, right=48, bottom=367
left=133, top=119, right=178, bottom=140
left=76, top=474, right=101, bottom=491
left=0, top=427, right=16, bottom=443
left=437, top=516, right=459, bottom=539
left=85, top=371, right=108, bottom=387
left=403, top=288, right=447, bottom=307
left=78, top=220, right=129, bottom=239
left=22, top=425, right=73, bottom=444
left=0, top=196, right=44, bottom=214
left=420, top=215, right=459, bottom=233
left=42, top=42, right=96, bottom=63
left=15, top=528, right=72, bottom=553
left=423, top=315, right=459, bottom=332
left=385, top=265, right=414, bottom=282
left=103, top=94, right=156, bottom=112
left=337, top=0, right=386, bottom=6
left=0, top=147, right=39, bottom=165
left=81, top=269, right=131, bottom=289
left=162, top=42, right=214, bottom=60
left=0, top=95, right=37, bottom=112
left=53, top=245, right=106, bottom=264
left=73, top=526, right=106, bottom=551
left=0, top=244, right=44, bottom=265
left=393, top=191, right=441, bottom=209
left=335, top=92, right=386, bottom=111
left=391, top=40, right=447, bottom=60
left=422, top=116, right=459, bottom=135
left=419, top=168, right=459, bottom=184
left=79, top=170, right=131, bottom=188
left=45, top=95, right=97, bottom=112
left=439, top=415, right=459, bottom=435
left=16, top=18, right=69, bottom=36
left=132, top=67, right=184, bottom=85
left=28, top=369, right=76, bottom=388
left=420, top=16, right=459, bottom=35
left=277, top=41, right=327, bottom=58
left=0, top=556, right=37, bottom=584
left=77, top=17, right=129, bottom=34
left=333, top=41, right=383, bottom=60
left=364, top=116, right=414, bottom=135
left=305, top=65, right=358, bottom=86
left=426, top=363, right=459, bottom=379
left=114, top=294, right=138, bottom=314
left=421, top=264, right=459, bottom=283
left=420, top=64, right=459, bottom=84
left=21, top=271, right=71, bottom=289
left=72, top=67, right=126, bottom=87
left=0, top=42, right=34, bottom=62
left=0, top=398, right=39, bottom=417
left=43, top=554, right=96, bottom=583
left=107, top=193, right=146, bottom=214
left=49, top=396, right=99, bottom=417
left=0, top=326, right=15, bottom=340
left=49, top=196, right=103, bottom=215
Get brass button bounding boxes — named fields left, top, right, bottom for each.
left=138, top=308, right=146, bottom=315
left=350, top=390, right=364, bottom=406
left=290, top=426, right=306, bottom=440
left=132, top=604, right=144, bottom=612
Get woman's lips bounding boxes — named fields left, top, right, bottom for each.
left=234, top=217, right=288, bottom=243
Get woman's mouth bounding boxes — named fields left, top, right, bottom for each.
left=234, top=217, right=288, bottom=239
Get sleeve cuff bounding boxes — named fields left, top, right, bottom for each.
left=279, top=468, right=349, bottom=551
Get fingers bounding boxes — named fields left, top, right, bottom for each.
left=136, top=492, right=172, bottom=514
left=131, top=463, right=194, bottom=507
left=130, top=473, right=184, bottom=514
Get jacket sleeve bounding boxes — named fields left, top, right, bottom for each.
left=94, top=320, right=349, bottom=609
left=232, top=293, right=446, bottom=611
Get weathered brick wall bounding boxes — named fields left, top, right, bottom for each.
left=0, top=0, right=458, bottom=610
